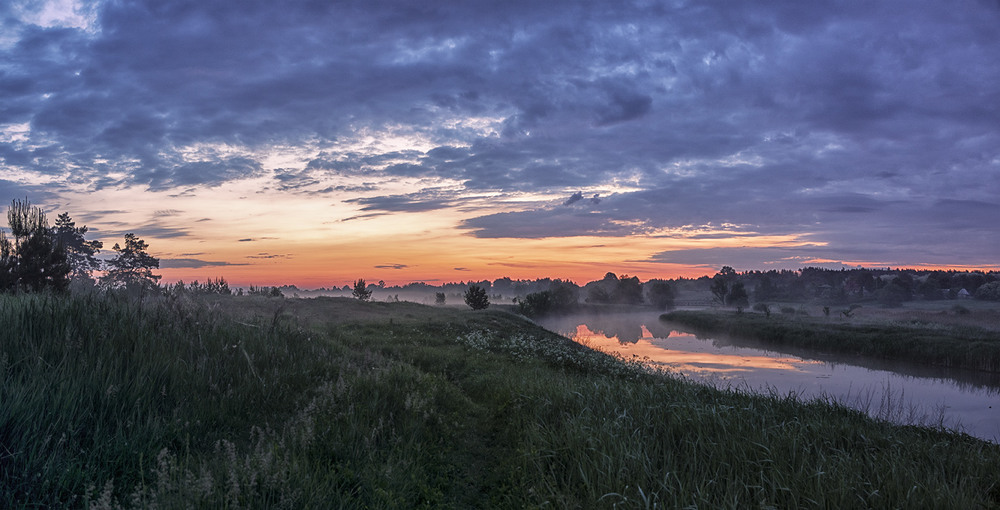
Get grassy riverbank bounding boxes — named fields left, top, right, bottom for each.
left=3, top=293, right=1000, bottom=508
left=662, top=307, right=1000, bottom=372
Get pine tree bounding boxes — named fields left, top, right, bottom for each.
left=52, top=212, right=103, bottom=282
left=352, top=278, right=372, bottom=301
left=464, top=285, right=490, bottom=310
left=101, top=233, right=161, bottom=291
left=0, top=199, right=71, bottom=292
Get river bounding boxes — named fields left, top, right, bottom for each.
left=537, top=312, right=1000, bottom=443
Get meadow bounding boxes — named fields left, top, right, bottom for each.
left=2, top=292, right=999, bottom=508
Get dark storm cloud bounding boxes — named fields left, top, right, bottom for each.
left=4, top=0, right=1000, bottom=267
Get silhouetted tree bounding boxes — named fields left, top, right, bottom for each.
left=52, top=212, right=103, bottom=283
left=708, top=266, right=737, bottom=305
left=0, top=199, right=71, bottom=292
left=464, top=284, right=489, bottom=310
left=548, top=279, right=580, bottom=310
left=518, top=290, right=552, bottom=317
left=0, top=233, right=14, bottom=290
left=612, top=275, right=644, bottom=305
left=645, top=279, right=675, bottom=310
left=352, top=278, right=372, bottom=301
left=585, top=272, right=618, bottom=303
left=434, top=292, right=446, bottom=305
left=101, top=233, right=161, bottom=292
left=169, top=277, right=232, bottom=295
left=248, top=285, right=283, bottom=297
left=726, top=281, right=749, bottom=312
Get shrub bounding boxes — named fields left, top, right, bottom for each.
left=464, top=285, right=489, bottom=310
left=752, top=303, right=771, bottom=317
left=974, top=281, right=1000, bottom=301
left=518, top=291, right=552, bottom=317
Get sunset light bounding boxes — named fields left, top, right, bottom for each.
left=2, top=0, right=997, bottom=287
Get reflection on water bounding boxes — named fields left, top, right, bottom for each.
left=574, top=324, right=825, bottom=374
left=538, top=312, right=1000, bottom=443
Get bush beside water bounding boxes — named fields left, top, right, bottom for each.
left=3, top=293, right=999, bottom=508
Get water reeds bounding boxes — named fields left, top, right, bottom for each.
left=3, top=293, right=999, bottom=507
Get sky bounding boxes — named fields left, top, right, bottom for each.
left=2, top=0, right=999, bottom=287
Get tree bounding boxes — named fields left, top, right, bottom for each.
left=612, top=275, right=644, bottom=305
left=52, top=212, right=103, bottom=282
left=434, top=292, right=446, bottom=305
left=726, top=281, right=749, bottom=312
left=1, top=199, right=71, bottom=292
left=974, top=281, right=1000, bottom=301
left=754, top=275, right=777, bottom=301
left=0, top=232, right=15, bottom=290
left=877, top=281, right=908, bottom=307
left=548, top=279, right=580, bottom=311
left=464, top=284, right=490, bottom=310
left=710, top=275, right=729, bottom=304
left=518, top=290, right=552, bottom=317
left=248, top=285, right=283, bottom=297
left=352, top=278, right=372, bottom=301
left=645, top=279, right=675, bottom=310
left=101, top=233, right=161, bottom=291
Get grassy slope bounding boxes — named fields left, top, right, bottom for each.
left=662, top=309, right=1000, bottom=372
left=1, top=293, right=998, bottom=508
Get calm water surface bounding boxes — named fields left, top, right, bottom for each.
left=538, top=312, right=1000, bottom=442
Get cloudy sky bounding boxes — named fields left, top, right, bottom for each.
left=2, top=0, right=998, bottom=286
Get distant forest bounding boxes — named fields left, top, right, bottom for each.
left=302, top=265, right=1000, bottom=316
left=3, top=200, right=998, bottom=312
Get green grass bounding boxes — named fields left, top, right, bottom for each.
left=2, top=292, right=1000, bottom=508
left=662, top=309, right=1000, bottom=373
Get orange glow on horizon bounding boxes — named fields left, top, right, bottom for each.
left=40, top=183, right=998, bottom=289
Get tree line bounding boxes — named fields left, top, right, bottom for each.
left=707, top=265, right=1000, bottom=307
left=0, top=199, right=161, bottom=293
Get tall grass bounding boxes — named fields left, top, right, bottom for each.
left=1, top=292, right=344, bottom=507
left=2, top=293, right=1000, bottom=508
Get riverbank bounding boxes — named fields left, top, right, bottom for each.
left=662, top=307, right=1000, bottom=372
left=3, top=292, right=1000, bottom=507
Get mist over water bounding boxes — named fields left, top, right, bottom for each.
left=537, top=312, right=1000, bottom=442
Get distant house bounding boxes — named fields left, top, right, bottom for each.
left=957, top=288, right=971, bottom=299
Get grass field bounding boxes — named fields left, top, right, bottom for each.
left=3, top=292, right=1000, bottom=508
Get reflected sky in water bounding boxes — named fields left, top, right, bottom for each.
left=540, top=313, right=1000, bottom=443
